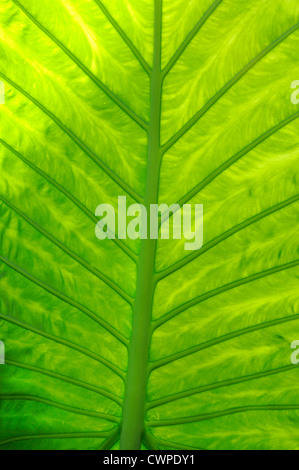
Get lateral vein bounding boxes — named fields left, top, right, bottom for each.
left=154, top=260, right=299, bottom=328
left=0, top=255, right=129, bottom=347
left=4, top=359, right=122, bottom=406
left=0, top=72, right=143, bottom=203
left=177, top=113, right=299, bottom=208
left=157, top=193, right=299, bottom=281
left=144, top=431, right=201, bottom=450
left=11, top=0, right=149, bottom=130
left=147, top=364, right=297, bottom=410
left=150, top=312, right=299, bottom=370
left=0, top=138, right=137, bottom=263
left=0, top=312, right=125, bottom=380
left=161, top=23, right=299, bottom=154
left=148, top=405, right=299, bottom=427
left=162, top=0, right=223, bottom=79
left=0, top=196, right=133, bottom=306
left=0, top=431, right=117, bottom=447
left=0, top=395, right=120, bottom=422
left=94, top=0, right=152, bottom=75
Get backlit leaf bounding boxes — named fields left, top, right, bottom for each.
left=0, top=0, right=299, bottom=450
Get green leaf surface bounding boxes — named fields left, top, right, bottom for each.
left=0, top=0, right=299, bottom=450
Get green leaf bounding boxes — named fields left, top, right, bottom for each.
left=0, top=0, right=299, bottom=451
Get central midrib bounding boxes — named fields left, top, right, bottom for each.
left=120, top=0, right=162, bottom=450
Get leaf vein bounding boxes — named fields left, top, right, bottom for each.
left=157, top=193, right=299, bottom=281
left=0, top=431, right=117, bottom=447
left=154, top=260, right=299, bottom=328
left=0, top=138, right=137, bottom=263
left=11, top=0, right=149, bottom=130
left=162, top=0, right=223, bottom=79
left=151, top=312, right=299, bottom=370
left=0, top=72, right=143, bottom=203
left=0, top=255, right=129, bottom=347
left=0, top=312, right=125, bottom=380
left=147, top=364, right=297, bottom=410
left=4, top=359, right=122, bottom=406
left=0, top=395, right=119, bottom=423
left=0, top=195, right=133, bottom=306
left=94, top=0, right=152, bottom=75
left=161, top=23, right=299, bottom=154
left=148, top=405, right=299, bottom=427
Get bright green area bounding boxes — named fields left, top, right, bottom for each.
left=0, top=0, right=299, bottom=450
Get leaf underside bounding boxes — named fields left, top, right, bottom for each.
left=0, top=0, right=299, bottom=450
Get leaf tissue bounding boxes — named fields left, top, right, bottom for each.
left=0, top=0, right=299, bottom=450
